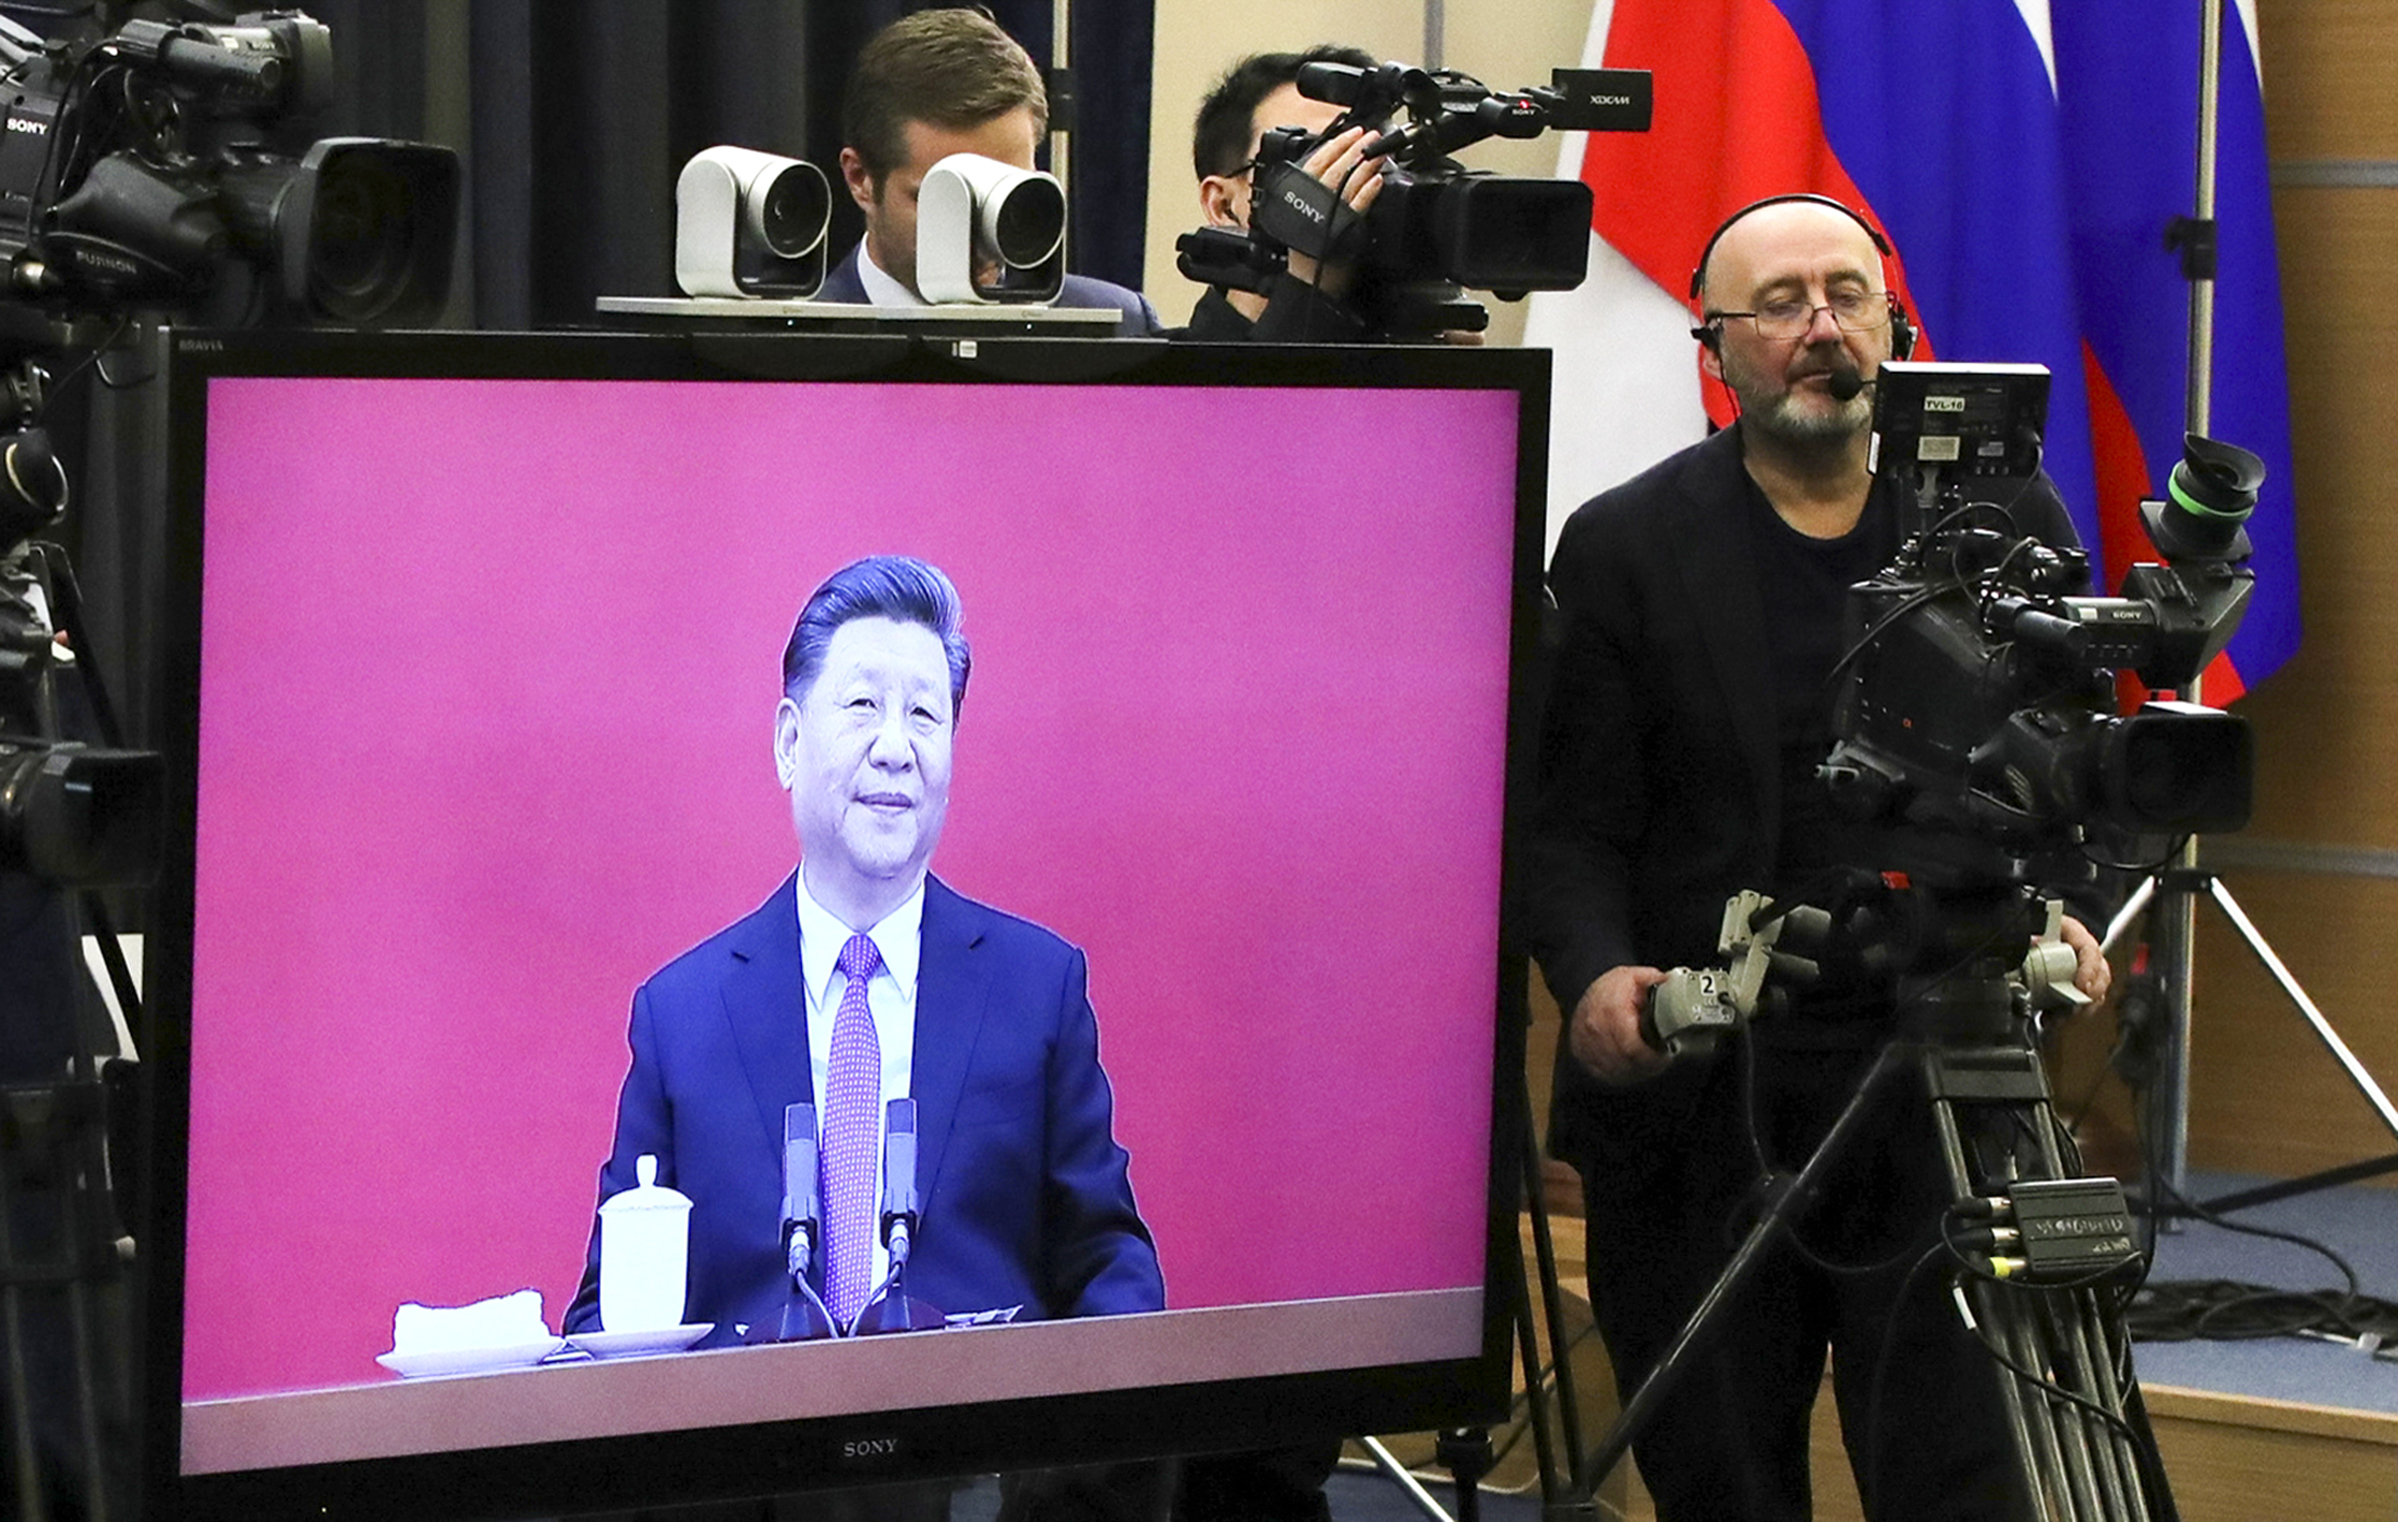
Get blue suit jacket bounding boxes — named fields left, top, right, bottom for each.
left=817, top=246, right=1162, bottom=336
left=566, top=874, right=1163, bottom=1344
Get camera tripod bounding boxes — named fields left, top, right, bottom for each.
left=2100, top=855, right=2398, bottom=1214
left=2, top=531, right=151, bottom=1522
left=1564, top=881, right=2179, bottom=1522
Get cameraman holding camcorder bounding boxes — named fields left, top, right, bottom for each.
left=1528, top=196, right=2109, bottom=1522
left=1185, top=46, right=1386, bottom=343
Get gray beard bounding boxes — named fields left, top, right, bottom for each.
left=1745, top=388, right=1872, bottom=445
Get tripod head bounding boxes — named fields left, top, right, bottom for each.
left=1643, top=873, right=2091, bottom=1061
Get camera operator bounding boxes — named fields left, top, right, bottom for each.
left=821, top=8, right=1161, bottom=335
left=1528, top=194, right=2108, bottom=1521
left=1184, top=47, right=1382, bottom=342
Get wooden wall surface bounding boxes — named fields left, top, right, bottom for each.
left=2162, top=1, right=2398, bottom=1178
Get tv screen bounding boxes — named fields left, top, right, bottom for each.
left=141, top=330, right=1547, bottom=1520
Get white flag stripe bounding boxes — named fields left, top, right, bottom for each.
left=1520, top=232, right=1709, bottom=557
left=2011, top=0, right=2059, bottom=94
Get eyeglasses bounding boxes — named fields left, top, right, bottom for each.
left=1706, top=289, right=1892, bottom=342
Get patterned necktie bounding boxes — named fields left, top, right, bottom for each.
left=821, top=932, right=884, bottom=1327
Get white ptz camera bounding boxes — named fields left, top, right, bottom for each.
left=674, top=145, right=830, bottom=299
left=915, top=152, right=1066, bottom=305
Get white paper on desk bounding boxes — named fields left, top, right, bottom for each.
left=391, top=1288, right=550, bottom=1354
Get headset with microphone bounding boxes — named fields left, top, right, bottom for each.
left=1686, top=192, right=1917, bottom=363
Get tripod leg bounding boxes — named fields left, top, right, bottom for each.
left=2024, top=1107, right=2155, bottom=1522
left=1928, top=1060, right=2176, bottom=1522
left=2097, top=875, right=2157, bottom=958
left=1569, top=1043, right=1911, bottom=1509
left=1929, top=1095, right=2080, bottom=1521
left=1505, top=1221, right=1563, bottom=1505
left=1518, top=1093, right=1585, bottom=1501
left=56, top=1091, right=114, bottom=1522
left=1359, top=1436, right=1455, bottom=1522
left=2205, top=878, right=2398, bottom=1142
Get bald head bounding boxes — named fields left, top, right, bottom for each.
left=1696, top=198, right=1886, bottom=317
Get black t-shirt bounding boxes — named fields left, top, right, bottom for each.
left=1740, top=469, right=1904, bottom=1033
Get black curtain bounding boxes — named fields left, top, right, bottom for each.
left=329, top=0, right=1155, bottom=328
left=50, top=0, right=1155, bottom=750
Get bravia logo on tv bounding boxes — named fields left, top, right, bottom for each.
left=843, top=1437, right=902, bottom=1460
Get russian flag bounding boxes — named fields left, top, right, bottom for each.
left=1522, top=0, right=2300, bottom=696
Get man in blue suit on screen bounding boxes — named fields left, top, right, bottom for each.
left=816, top=8, right=1161, bottom=335
left=568, top=555, right=1163, bottom=1345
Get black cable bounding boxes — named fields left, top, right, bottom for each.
left=2125, top=1279, right=2398, bottom=1344
left=1936, top=1220, right=2148, bottom=1448
left=31, top=313, right=134, bottom=405
left=1858, top=1240, right=1950, bottom=1522
left=2081, top=829, right=2193, bottom=876
left=2116, top=1055, right=2371, bottom=1340
left=1487, top=1319, right=1602, bottom=1469
left=2060, top=1033, right=2119, bottom=1138
left=1817, top=578, right=1951, bottom=700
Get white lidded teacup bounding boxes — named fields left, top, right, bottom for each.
left=597, top=1153, right=692, bottom=1333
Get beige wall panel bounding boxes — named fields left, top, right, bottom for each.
left=2232, top=189, right=2398, bottom=845
left=1144, top=0, right=1592, bottom=334
left=2184, top=873, right=2398, bottom=1178
left=2256, top=0, right=2398, bottom=162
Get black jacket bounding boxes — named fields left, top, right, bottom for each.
left=1526, top=423, right=2085, bottom=1170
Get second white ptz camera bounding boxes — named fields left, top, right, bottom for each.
left=675, top=145, right=830, bottom=299
left=915, top=153, right=1065, bottom=305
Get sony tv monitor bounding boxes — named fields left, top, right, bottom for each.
left=141, top=329, right=1548, bottom=1520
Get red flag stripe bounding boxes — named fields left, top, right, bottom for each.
left=1581, top=0, right=1930, bottom=424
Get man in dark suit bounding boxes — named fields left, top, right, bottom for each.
left=817, top=9, right=1159, bottom=337
left=568, top=555, right=1162, bottom=1346
left=1529, top=196, right=2111, bottom=1520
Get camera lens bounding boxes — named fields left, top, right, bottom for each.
left=755, top=163, right=828, bottom=260
left=990, top=177, right=1064, bottom=269
left=306, top=153, right=412, bottom=315
left=281, top=140, right=460, bottom=327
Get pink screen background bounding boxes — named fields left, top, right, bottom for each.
left=181, top=373, right=1521, bottom=1400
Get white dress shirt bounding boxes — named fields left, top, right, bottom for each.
left=854, top=242, right=923, bottom=308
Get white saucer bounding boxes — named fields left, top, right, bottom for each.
left=565, top=1322, right=714, bottom=1358
left=376, top=1336, right=567, bottom=1379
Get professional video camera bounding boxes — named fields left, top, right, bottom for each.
left=0, top=12, right=456, bottom=1515
left=1176, top=57, right=1651, bottom=337
left=0, top=4, right=452, bottom=893
left=1820, top=361, right=2259, bottom=888
left=0, top=6, right=458, bottom=326
left=1595, top=365, right=2251, bottom=1522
